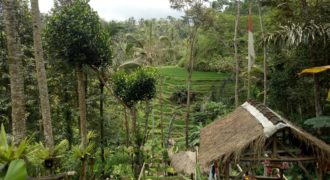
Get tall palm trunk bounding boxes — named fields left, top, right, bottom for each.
left=3, top=0, right=26, bottom=144
left=77, top=66, right=87, bottom=180
left=77, top=67, right=87, bottom=148
left=185, top=26, right=197, bottom=149
left=31, top=0, right=54, bottom=150
left=234, top=0, right=240, bottom=107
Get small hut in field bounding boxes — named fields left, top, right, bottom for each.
left=170, top=151, right=196, bottom=175
left=199, top=100, right=330, bottom=179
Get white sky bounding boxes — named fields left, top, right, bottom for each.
left=39, top=0, right=184, bottom=21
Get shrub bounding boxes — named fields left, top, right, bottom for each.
left=112, top=67, right=157, bottom=108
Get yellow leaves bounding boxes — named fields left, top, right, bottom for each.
left=298, top=65, right=330, bottom=75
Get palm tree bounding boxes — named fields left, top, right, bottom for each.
left=30, top=0, right=54, bottom=150
left=3, top=0, right=26, bottom=144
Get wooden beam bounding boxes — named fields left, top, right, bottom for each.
left=28, top=171, right=76, bottom=180
left=240, top=156, right=315, bottom=162
left=254, top=176, right=281, bottom=180
left=242, top=149, right=301, bottom=156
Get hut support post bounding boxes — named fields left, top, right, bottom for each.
left=233, top=164, right=253, bottom=180
left=272, top=138, right=277, bottom=158
left=316, top=163, right=323, bottom=180
left=225, top=162, right=230, bottom=180
left=280, top=169, right=284, bottom=180
left=277, top=140, right=313, bottom=179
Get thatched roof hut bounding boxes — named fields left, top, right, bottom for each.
left=199, top=100, right=330, bottom=174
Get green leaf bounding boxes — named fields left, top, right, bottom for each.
left=13, top=139, right=27, bottom=159
left=304, top=116, right=330, bottom=128
left=0, top=124, right=8, bottom=150
left=4, top=160, right=27, bottom=180
left=53, top=139, right=69, bottom=156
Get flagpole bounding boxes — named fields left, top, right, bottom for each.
left=247, top=3, right=252, bottom=100
left=234, top=0, right=240, bottom=107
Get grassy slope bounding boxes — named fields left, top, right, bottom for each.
left=149, top=66, right=233, bottom=144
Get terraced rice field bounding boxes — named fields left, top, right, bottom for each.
left=149, top=66, right=234, bottom=144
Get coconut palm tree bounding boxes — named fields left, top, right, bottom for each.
left=3, top=0, right=26, bottom=144
left=30, top=0, right=54, bottom=151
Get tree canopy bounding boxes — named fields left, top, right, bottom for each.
left=45, top=0, right=111, bottom=68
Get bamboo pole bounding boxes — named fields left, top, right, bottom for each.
left=234, top=0, right=240, bottom=107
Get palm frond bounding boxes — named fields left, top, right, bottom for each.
left=265, top=22, right=330, bottom=46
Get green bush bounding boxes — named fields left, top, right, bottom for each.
left=193, top=101, right=229, bottom=124
left=112, top=67, right=158, bottom=107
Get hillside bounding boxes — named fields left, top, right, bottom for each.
left=150, top=66, right=234, bottom=144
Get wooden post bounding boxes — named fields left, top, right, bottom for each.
left=280, top=169, right=284, bottom=180
left=272, top=138, right=277, bottom=158
left=225, top=162, right=230, bottom=180
left=316, top=162, right=323, bottom=180
left=138, top=162, right=146, bottom=180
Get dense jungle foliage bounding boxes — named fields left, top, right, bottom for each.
left=0, top=0, right=329, bottom=179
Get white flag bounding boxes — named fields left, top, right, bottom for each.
left=248, top=13, right=255, bottom=72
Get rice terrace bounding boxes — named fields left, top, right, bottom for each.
left=0, top=0, right=329, bottom=179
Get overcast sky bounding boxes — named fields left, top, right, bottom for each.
left=39, top=0, right=184, bottom=21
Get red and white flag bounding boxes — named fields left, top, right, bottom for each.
left=248, top=9, right=255, bottom=73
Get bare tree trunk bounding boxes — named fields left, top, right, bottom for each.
left=185, top=26, right=197, bottom=149
left=77, top=67, right=87, bottom=147
left=159, top=78, right=164, bottom=147
left=124, top=107, right=130, bottom=147
left=31, top=0, right=54, bottom=150
left=99, top=78, right=105, bottom=178
left=64, top=90, right=73, bottom=147
left=143, top=101, right=151, bottom=145
left=77, top=66, right=87, bottom=180
left=3, top=0, right=26, bottom=144
left=130, top=107, right=137, bottom=137
left=313, top=75, right=322, bottom=117
left=234, top=0, right=240, bottom=107
left=300, top=0, right=308, bottom=17
left=129, top=106, right=143, bottom=179
left=257, top=1, right=267, bottom=105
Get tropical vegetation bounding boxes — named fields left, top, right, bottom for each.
left=0, top=0, right=329, bottom=179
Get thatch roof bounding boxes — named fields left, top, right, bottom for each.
left=199, top=100, right=330, bottom=171
left=170, top=151, right=196, bottom=175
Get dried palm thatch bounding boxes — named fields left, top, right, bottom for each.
left=199, top=100, right=330, bottom=172
left=170, top=151, right=196, bottom=175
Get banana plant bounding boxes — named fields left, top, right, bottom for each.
left=1, top=159, right=27, bottom=180
left=0, top=124, right=28, bottom=180
left=25, top=139, right=69, bottom=167
left=0, top=124, right=28, bottom=164
left=72, top=131, right=97, bottom=159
